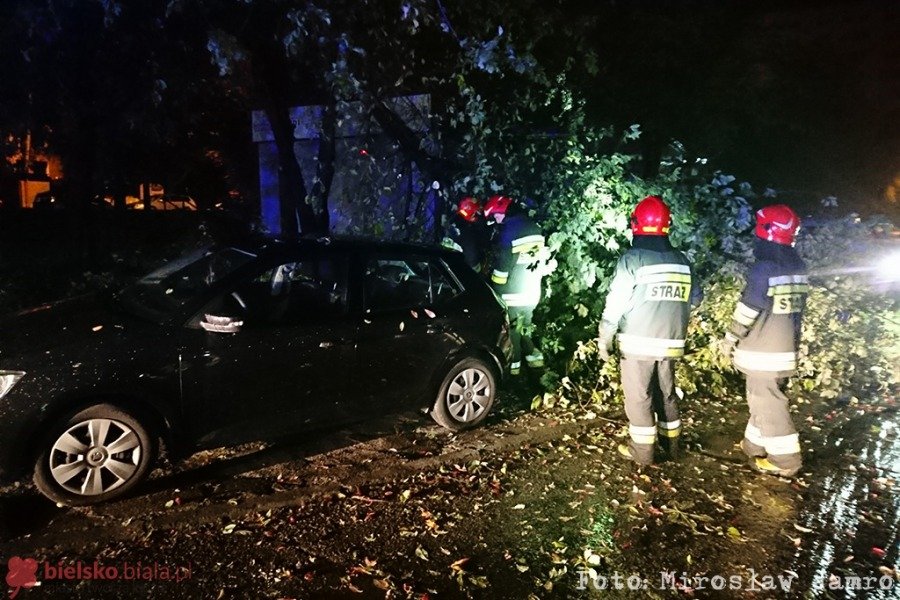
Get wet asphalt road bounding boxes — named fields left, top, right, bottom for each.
left=790, top=406, right=900, bottom=599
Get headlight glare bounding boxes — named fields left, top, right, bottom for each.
left=876, top=252, right=900, bottom=282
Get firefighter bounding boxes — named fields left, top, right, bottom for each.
left=442, top=197, right=490, bottom=272
left=597, top=195, right=700, bottom=465
left=485, top=195, right=552, bottom=376
left=724, top=204, right=808, bottom=477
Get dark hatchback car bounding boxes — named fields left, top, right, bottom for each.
left=0, top=237, right=511, bottom=505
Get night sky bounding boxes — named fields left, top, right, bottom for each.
left=588, top=0, right=900, bottom=217
left=1, top=0, right=897, bottom=219
left=724, top=0, right=899, bottom=216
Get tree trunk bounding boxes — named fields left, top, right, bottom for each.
left=264, top=103, right=314, bottom=239
left=62, top=122, right=98, bottom=269
left=309, top=102, right=336, bottom=234
left=251, top=41, right=318, bottom=238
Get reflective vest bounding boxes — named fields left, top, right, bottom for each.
left=489, top=214, right=549, bottom=307
left=600, top=240, right=698, bottom=359
left=730, top=241, right=809, bottom=375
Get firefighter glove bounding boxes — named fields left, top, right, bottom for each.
left=722, top=332, right=738, bottom=359
left=597, top=321, right=616, bottom=362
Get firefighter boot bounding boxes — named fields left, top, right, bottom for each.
left=741, top=423, right=766, bottom=459
left=618, top=442, right=653, bottom=467
left=753, top=457, right=800, bottom=478
left=659, top=436, right=681, bottom=461
left=740, top=439, right=766, bottom=459
left=525, top=351, right=545, bottom=369
left=657, top=422, right=682, bottom=461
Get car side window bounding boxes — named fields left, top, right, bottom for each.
left=260, top=256, right=349, bottom=324
left=193, top=254, right=349, bottom=328
left=363, top=257, right=461, bottom=312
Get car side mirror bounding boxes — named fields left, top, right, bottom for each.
left=200, top=314, right=243, bottom=334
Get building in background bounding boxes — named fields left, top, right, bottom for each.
left=251, top=95, right=439, bottom=240
left=1, top=131, right=63, bottom=208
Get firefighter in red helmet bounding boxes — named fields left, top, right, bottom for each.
left=597, top=195, right=701, bottom=465
left=483, top=195, right=513, bottom=223
left=443, top=197, right=490, bottom=272
left=457, top=197, right=480, bottom=222
left=485, top=195, right=553, bottom=376
left=724, top=204, right=808, bottom=477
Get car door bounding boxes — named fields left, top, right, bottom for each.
left=355, top=253, right=464, bottom=409
left=180, top=249, right=357, bottom=447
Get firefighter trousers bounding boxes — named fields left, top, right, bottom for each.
left=741, top=374, right=802, bottom=470
left=508, top=305, right=538, bottom=374
left=621, top=356, right=681, bottom=464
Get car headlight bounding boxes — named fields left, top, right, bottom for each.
left=0, top=371, right=25, bottom=399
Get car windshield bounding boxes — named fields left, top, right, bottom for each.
left=116, top=247, right=257, bottom=323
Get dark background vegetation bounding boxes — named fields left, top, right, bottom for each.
left=0, top=0, right=897, bottom=225
left=580, top=0, right=899, bottom=215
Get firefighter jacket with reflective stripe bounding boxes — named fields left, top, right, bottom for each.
left=489, top=213, right=549, bottom=307
left=729, top=239, right=809, bottom=375
left=600, top=237, right=699, bottom=359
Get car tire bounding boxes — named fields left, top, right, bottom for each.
left=431, top=358, right=497, bottom=431
left=33, top=404, right=156, bottom=506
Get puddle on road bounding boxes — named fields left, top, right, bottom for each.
left=792, top=408, right=900, bottom=598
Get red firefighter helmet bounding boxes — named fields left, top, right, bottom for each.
left=483, top=195, right=513, bottom=219
left=631, top=195, right=671, bottom=236
left=457, top=197, right=481, bottom=223
left=755, top=204, right=800, bottom=246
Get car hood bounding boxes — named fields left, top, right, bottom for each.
left=0, top=294, right=143, bottom=364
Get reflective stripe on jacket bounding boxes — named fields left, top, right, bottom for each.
left=600, top=240, right=698, bottom=359
left=730, top=240, right=809, bottom=375
left=489, top=214, right=548, bottom=308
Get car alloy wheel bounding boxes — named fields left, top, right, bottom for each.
left=34, top=404, right=155, bottom=506
left=431, top=358, right=496, bottom=430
